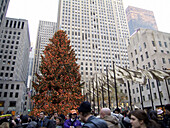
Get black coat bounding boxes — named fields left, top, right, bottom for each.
left=37, top=117, right=55, bottom=128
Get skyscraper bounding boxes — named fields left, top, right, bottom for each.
left=0, top=17, right=30, bottom=114
left=0, top=0, right=10, bottom=28
left=57, top=0, right=130, bottom=94
left=126, top=6, right=158, bottom=35
left=32, top=21, right=57, bottom=90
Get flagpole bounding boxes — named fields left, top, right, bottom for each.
left=138, top=83, right=144, bottom=109
left=89, top=81, right=91, bottom=105
left=156, top=80, right=163, bottom=110
left=102, top=83, right=105, bottom=107
left=165, top=79, right=170, bottom=101
left=113, top=61, right=118, bottom=108
left=106, top=66, right=111, bottom=109
left=96, top=74, right=100, bottom=114
left=92, top=78, right=95, bottom=113
left=127, top=81, right=133, bottom=110
left=162, top=67, right=170, bottom=101
left=148, top=79, right=154, bottom=110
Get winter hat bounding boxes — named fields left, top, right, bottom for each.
left=165, top=104, right=170, bottom=111
left=70, top=109, right=77, bottom=115
left=78, top=101, right=91, bottom=113
left=157, top=109, right=163, bottom=115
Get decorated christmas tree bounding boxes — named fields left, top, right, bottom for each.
left=31, top=30, right=84, bottom=116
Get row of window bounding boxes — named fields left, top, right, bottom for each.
left=0, top=101, right=16, bottom=107
left=5, top=20, right=25, bottom=29
left=0, top=92, right=19, bottom=98
left=0, top=83, right=20, bottom=90
left=132, top=58, right=170, bottom=68
left=133, top=92, right=163, bottom=103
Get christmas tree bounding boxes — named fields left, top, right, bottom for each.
left=31, top=30, right=84, bottom=116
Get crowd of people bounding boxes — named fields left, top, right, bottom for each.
left=0, top=101, right=170, bottom=128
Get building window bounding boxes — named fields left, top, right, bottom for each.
left=0, top=84, right=3, bottom=89
left=10, top=92, right=13, bottom=97
left=164, top=42, right=167, bottom=47
left=152, top=82, right=155, bottom=88
left=15, top=93, right=18, bottom=98
left=0, top=101, right=4, bottom=107
left=132, top=61, right=134, bottom=67
left=16, top=84, right=20, bottom=90
left=153, top=59, right=156, bottom=65
left=136, top=58, right=139, bottom=64
left=158, top=81, right=161, bottom=86
left=146, top=84, right=149, bottom=90
left=133, top=89, right=135, bottom=94
left=143, top=96, right=145, bottom=101
left=136, top=88, right=139, bottom=93
left=154, top=93, right=157, bottom=99
left=9, top=101, right=16, bottom=107
left=138, top=97, right=140, bottom=102
left=148, top=94, right=151, bottom=100
left=141, top=55, right=144, bottom=61
left=162, top=58, right=166, bottom=64
left=4, top=92, right=7, bottom=97
left=11, top=84, right=14, bottom=89
left=148, top=62, right=151, bottom=68
left=134, top=98, right=136, bottom=103
left=159, top=41, right=162, bottom=47
left=152, top=41, right=155, bottom=46
left=125, top=89, right=127, bottom=93
left=145, top=52, right=149, bottom=58
left=143, top=42, right=146, bottom=48
left=5, top=84, right=9, bottom=89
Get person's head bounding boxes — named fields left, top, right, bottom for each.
left=130, top=110, right=149, bottom=128
left=78, top=101, right=92, bottom=123
left=21, top=116, right=28, bottom=123
left=70, top=110, right=77, bottom=119
left=56, top=117, right=64, bottom=125
left=100, top=108, right=111, bottom=119
left=149, top=110, right=158, bottom=122
left=165, top=104, right=170, bottom=115
left=39, top=111, right=45, bottom=119
left=59, top=114, right=65, bottom=121
left=53, top=111, right=58, bottom=118
left=66, top=114, right=70, bottom=120
left=114, top=108, right=120, bottom=114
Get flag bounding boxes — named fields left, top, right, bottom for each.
left=115, top=65, right=131, bottom=79
left=149, top=69, right=169, bottom=81
left=138, top=68, right=153, bottom=79
left=108, top=69, right=125, bottom=84
left=128, top=69, right=147, bottom=85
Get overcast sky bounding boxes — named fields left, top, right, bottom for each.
left=6, top=0, right=170, bottom=47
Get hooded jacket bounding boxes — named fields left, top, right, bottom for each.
left=102, top=115, right=120, bottom=128
left=83, top=116, right=108, bottom=128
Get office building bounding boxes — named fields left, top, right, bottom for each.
left=126, top=6, right=158, bottom=35
left=127, top=28, right=170, bottom=109
left=57, top=0, right=130, bottom=96
left=0, top=17, right=30, bottom=114
left=0, top=0, right=10, bottom=28
left=32, top=20, right=57, bottom=90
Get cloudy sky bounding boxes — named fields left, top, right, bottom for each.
left=6, top=0, right=170, bottom=46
